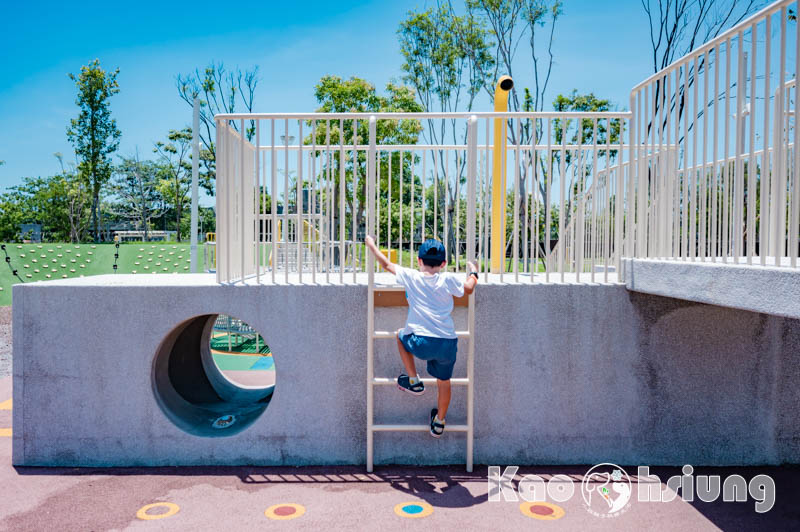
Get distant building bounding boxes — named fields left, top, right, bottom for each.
left=19, top=223, right=42, bottom=243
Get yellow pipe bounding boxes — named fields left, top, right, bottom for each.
left=491, top=76, right=514, bottom=273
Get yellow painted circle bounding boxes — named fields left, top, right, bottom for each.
left=265, top=503, right=306, bottom=520
left=136, top=502, right=180, bottom=520
left=519, top=501, right=565, bottom=520
left=394, top=501, right=434, bottom=518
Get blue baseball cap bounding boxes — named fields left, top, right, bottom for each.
left=418, top=239, right=446, bottom=262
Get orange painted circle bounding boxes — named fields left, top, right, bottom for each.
left=519, top=501, right=565, bottom=520
left=265, top=503, right=306, bottom=520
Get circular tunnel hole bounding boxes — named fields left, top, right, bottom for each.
left=152, top=314, right=275, bottom=437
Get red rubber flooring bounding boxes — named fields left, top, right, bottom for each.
left=1, top=377, right=798, bottom=531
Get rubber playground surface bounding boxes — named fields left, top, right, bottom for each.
left=1, top=379, right=799, bottom=530
left=212, top=352, right=275, bottom=388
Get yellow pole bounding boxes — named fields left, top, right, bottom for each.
left=491, top=76, right=514, bottom=273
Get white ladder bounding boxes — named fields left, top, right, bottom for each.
left=366, top=284, right=475, bottom=473
left=363, top=114, right=478, bottom=473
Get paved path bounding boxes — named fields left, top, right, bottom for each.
left=1, top=377, right=798, bottom=531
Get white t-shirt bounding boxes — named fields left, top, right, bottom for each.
left=395, top=266, right=465, bottom=339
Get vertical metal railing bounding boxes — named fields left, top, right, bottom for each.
left=629, top=0, right=800, bottom=267
left=214, top=111, right=633, bottom=284
left=213, top=1, right=799, bottom=285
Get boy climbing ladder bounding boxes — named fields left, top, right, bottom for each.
left=364, top=237, right=478, bottom=437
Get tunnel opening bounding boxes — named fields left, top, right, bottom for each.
left=152, top=314, right=275, bottom=437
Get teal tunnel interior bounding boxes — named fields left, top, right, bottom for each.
left=152, top=314, right=274, bottom=437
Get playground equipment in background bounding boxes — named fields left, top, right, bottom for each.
left=380, top=249, right=397, bottom=264
left=114, top=231, right=170, bottom=242
left=209, top=314, right=275, bottom=392
left=204, top=232, right=216, bottom=272
left=211, top=314, right=269, bottom=355
left=258, top=216, right=362, bottom=273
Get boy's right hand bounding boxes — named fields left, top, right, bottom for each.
left=467, top=260, right=478, bottom=273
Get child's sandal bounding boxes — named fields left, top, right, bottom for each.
left=430, top=408, right=445, bottom=438
left=397, top=373, right=425, bottom=396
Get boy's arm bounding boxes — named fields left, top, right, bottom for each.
left=464, top=260, right=478, bottom=295
left=365, top=235, right=397, bottom=274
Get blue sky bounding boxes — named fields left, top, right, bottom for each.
left=0, top=0, right=651, bottom=202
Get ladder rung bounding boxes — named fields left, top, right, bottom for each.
left=374, top=286, right=405, bottom=292
left=372, top=330, right=470, bottom=339
left=371, top=424, right=469, bottom=432
left=372, top=377, right=469, bottom=386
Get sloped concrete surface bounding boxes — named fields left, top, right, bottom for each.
left=624, top=258, right=800, bottom=320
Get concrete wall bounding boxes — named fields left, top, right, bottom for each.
left=12, top=274, right=800, bottom=467
left=624, top=258, right=800, bottom=320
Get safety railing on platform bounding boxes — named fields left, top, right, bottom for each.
left=629, top=0, right=800, bottom=267
left=214, top=0, right=800, bottom=284
left=215, top=111, right=632, bottom=284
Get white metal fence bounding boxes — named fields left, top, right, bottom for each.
left=215, top=111, right=632, bottom=283
left=630, top=0, right=800, bottom=267
left=215, top=0, right=800, bottom=284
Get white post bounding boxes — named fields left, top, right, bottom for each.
left=190, top=97, right=200, bottom=273
left=466, top=115, right=477, bottom=473
left=366, top=115, right=376, bottom=473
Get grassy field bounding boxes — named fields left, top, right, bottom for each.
left=0, top=242, right=210, bottom=306
left=0, top=241, right=552, bottom=307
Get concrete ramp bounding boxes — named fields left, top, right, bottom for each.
left=624, top=258, right=800, bottom=320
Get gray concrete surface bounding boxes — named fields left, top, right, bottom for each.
left=11, top=274, right=800, bottom=467
left=0, top=307, right=10, bottom=379
left=624, top=258, right=800, bottom=320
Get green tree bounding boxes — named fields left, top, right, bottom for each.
left=642, top=0, right=760, bottom=73
left=552, top=90, right=621, bottom=167
left=176, top=62, right=260, bottom=194
left=154, top=128, right=192, bottom=241
left=0, top=175, right=74, bottom=241
left=398, top=4, right=493, bottom=255
left=0, top=188, right=27, bottom=241
left=66, top=59, right=121, bottom=242
left=551, top=91, right=621, bottom=249
left=307, top=76, right=423, bottom=241
left=111, top=155, right=165, bottom=241
left=54, top=152, right=92, bottom=242
left=400, top=1, right=563, bottom=261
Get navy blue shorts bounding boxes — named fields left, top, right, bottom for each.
left=399, top=332, right=458, bottom=380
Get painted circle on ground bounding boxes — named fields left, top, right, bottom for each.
left=394, top=501, right=434, bottom=518
left=519, top=501, right=565, bottom=520
left=136, top=502, right=180, bottom=520
left=265, top=503, right=306, bottom=520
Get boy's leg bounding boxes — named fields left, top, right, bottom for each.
left=436, top=379, right=451, bottom=419
left=396, top=331, right=418, bottom=378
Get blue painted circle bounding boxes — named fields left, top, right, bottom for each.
left=402, top=504, right=423, bottom=514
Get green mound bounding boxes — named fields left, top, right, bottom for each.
left=0, top=242, right=210, bottom=306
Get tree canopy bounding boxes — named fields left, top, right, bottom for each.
left=66, top=59, right=121, bottom=242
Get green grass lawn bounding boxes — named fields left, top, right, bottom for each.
left=0, top=242, right=209, bottom=306
left=0, top=240, right=558, bottom=307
